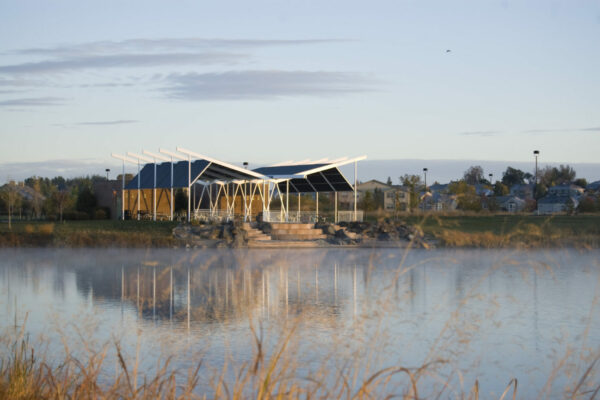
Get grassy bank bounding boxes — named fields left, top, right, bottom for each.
left=402, top=214, right=600, bottom=248
left=1, top=215, right=600, bottom=248
left=0, top=220, right=178, bottom=247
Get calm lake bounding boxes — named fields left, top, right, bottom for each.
left=1, top=248, right=599, bottom=397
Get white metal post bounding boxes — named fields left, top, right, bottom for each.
left=334, top=192, right=338, bottom=223
left=159, top=149, right=187, bottom=220
left=354, top=161, right=357, bottom=222
left=153, top=161, right=157, bottom=221
left=316, top=192, right=319, bottom=220
left=286, top=180, right=289, bottom=222
left=112, top=154, right=139, bottom=220
left=187, top=155, right=191, bottom=222
left=243, top=181, right=247, bottom=221
left=170, top=158, right=174, bottom=221
left=121, top=161, right=125, bottom=220
left=209, top=184, right=213, bottom=215
left=137, top=160, right=141, bottom=220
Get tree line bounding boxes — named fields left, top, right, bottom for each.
left=0, top=175, right=131, bottom=228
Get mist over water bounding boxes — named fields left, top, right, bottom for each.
left=1, top=248, right=599, bottom=397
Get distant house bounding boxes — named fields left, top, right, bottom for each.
left=494, top=196, right=526, bottom=213
left=510, top=184, right=534, bottom=199
left=537, top=195, right=578, bottom=214
left=474, top=184, right=493, bottom=197
left=587, top=181, right=600, bottom=192
left=428, top=183, right=449, bottom=193
left=338, top=180, right=410, bottom=212
left=547, top=184, right=584, bottom=198
left=94, top=180, right=123, bottom=220
left=422, top=192, right=458, bottom=212
left=384, top=186, right=410, bottom=212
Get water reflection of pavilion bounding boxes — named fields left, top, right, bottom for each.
left=75, top=250, right=379, bottom=328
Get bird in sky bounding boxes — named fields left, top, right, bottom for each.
left=446, top=49, right=452, bottom=53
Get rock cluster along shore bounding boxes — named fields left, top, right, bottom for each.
left=316, top=220, right=430, bottom=247
left=172, top=220, right=432, bottom=249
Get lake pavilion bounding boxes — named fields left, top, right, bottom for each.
left=112, top=148, right=366, bottom=223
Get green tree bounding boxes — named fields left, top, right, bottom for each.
left=449, top=181, right=482, bottom=211
left=463, top=165, right=484, bottom=185
left=76, top=186, right=97, bottom=218
left=574, top=178, right=587, bottom=188
left=577, top=196, right=598, bottom=213
left=360, top=191, right=376, bottom=212
left=493, top=182, right=509, bottom=196
left=373, top=188, right=384, bottom=209
left=399, top=174, right=423, bottom=212
left=52, top=189, right=73, bottom=221
left=501, top=167, right=526, bottom=187
left=0, top=182, right=22, bottom=230
left=539, top=165, right=577, bottom=187
left=386, top=176, right=392, bottom=185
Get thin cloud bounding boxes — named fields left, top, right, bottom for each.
left=0, top=97, right=65, bottom=107
left=458, top=130, right=500, bottom=137
left=9, top=38, right=346, bottom=57
left=162, top=70, right=375, bottom=101
left=0, top=78, right=43, bottom=87
left=76, top=120, right=138, bottom=126
left=522, top=128, right=567, bottom=133
left=0, top=52, right=245, bottom=74
left=77, top=82, right=136, bottom=88
left=523, top=127, right=600, bottom=134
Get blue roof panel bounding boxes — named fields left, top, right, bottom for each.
left=125, top=160, right=210, bottom=189
left=252, top=163, right=328, bottom=177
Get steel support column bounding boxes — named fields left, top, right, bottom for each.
left=354, top=161, right=357, bottom=221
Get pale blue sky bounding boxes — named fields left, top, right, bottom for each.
left=1, top=0, right=599, bottom=179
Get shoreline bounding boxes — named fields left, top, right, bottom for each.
left=1, top=216, right=599, bottom=249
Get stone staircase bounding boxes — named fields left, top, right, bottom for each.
left=242, top=223, right=271, bottom=243
left=270, top=223, right=327, bottom=241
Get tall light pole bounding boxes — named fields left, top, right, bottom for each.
left=105, top=168, right=110, bottom=181
left=489, top=173, right=493, bottom=184
left=534, top=150, right=539, bottom=198
left=423, top=168, right=428, bottom=213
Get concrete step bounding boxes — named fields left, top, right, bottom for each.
left=271, top=229, right=326, bottom=236
left=248, top=240, right=321, bottom=248
left=242, top=226, right=272, bottom=241
left=271, top=233, right=327, bottom=240
left=270, top=223, right=315, bottom=230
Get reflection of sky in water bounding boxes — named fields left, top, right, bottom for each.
left=1, top=248, right=599, bottom=397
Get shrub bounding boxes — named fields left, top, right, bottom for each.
left=38, top=224, right=54, bottom=235
left=94, top=208, right=108, bottom=220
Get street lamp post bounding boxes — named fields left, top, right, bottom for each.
left=534, top=150, right=540, bottom=198
left=423, top=168, right=428, bottom=212
left=489, top=173, right=493, bottom=184
left=105, top=168, right=110, bottom=181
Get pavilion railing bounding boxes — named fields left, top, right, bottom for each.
left=193, top=209, right=233, bottom=222
left=262, top=210, right=318, bottom=223
left=337, top=210, right=364, bottom=223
